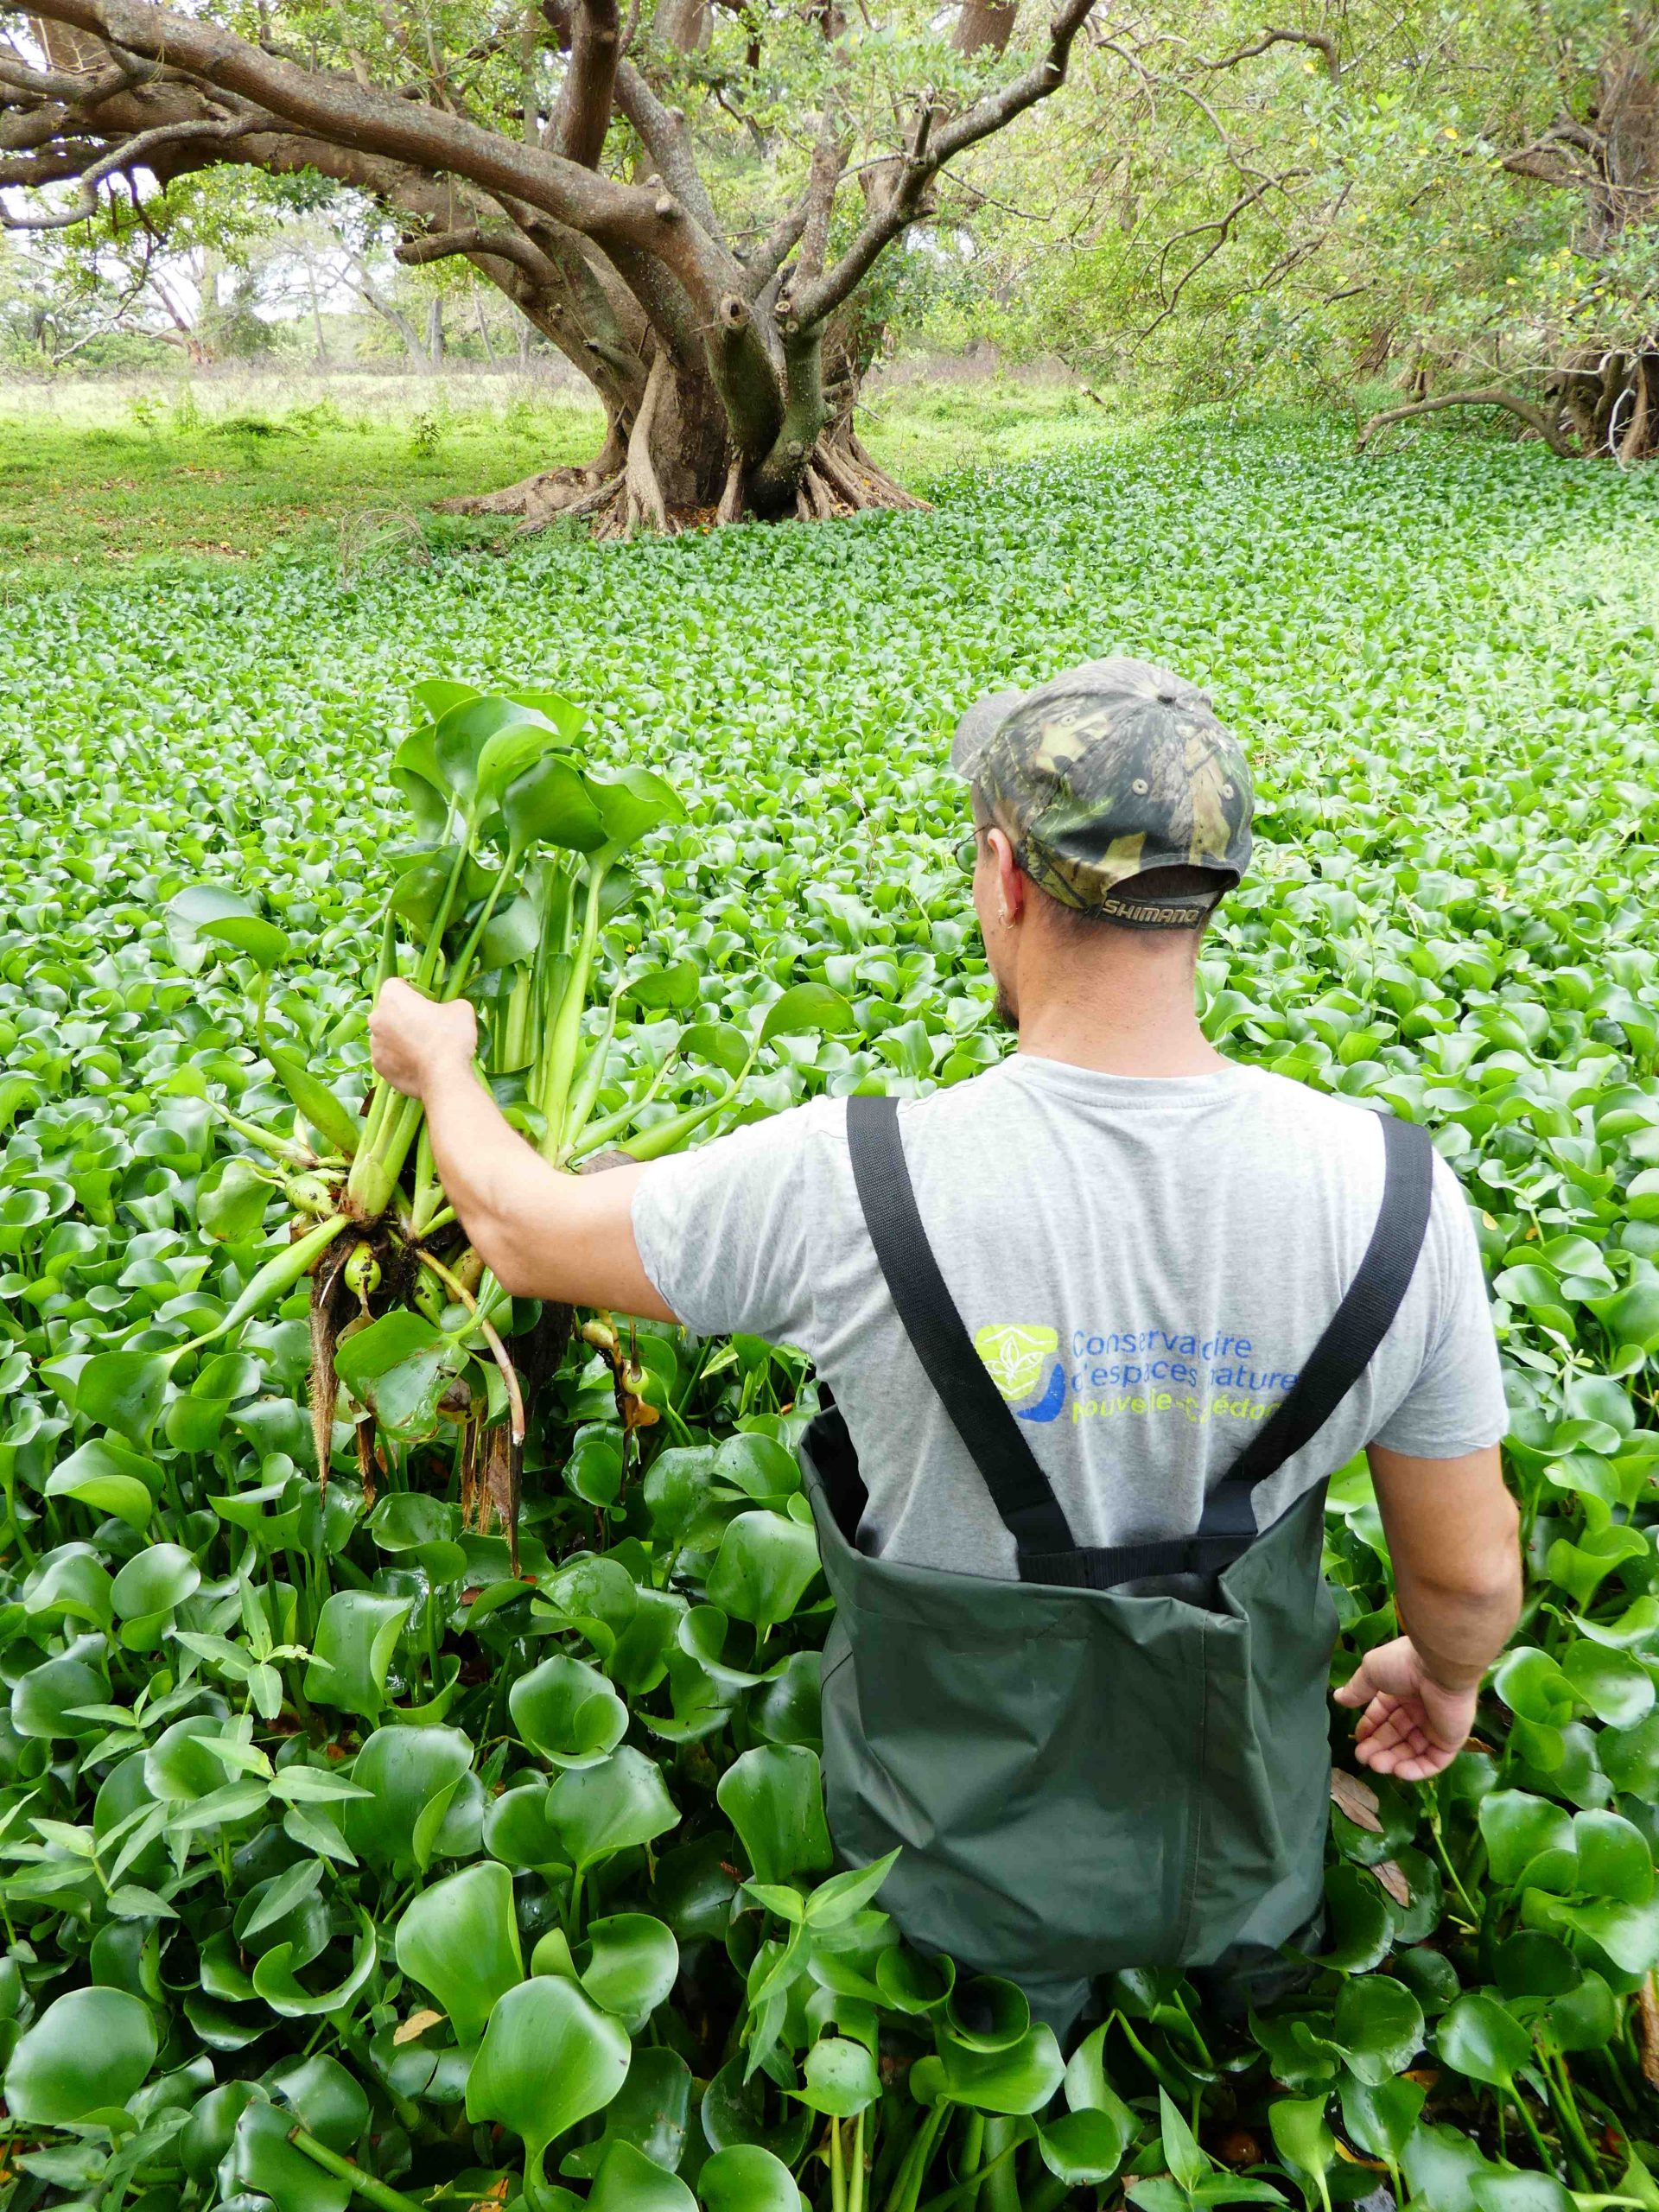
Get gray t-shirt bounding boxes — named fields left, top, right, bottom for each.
left=631, top=1055, right=1509, bottom=1578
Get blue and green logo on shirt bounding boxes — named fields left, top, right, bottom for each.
left=974, top=1324, right=1068, bottom=1423
left=975, top=1321, right=1294, bottom=1427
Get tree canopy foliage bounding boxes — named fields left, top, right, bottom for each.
left=946, top=0, right=1657, bottom=456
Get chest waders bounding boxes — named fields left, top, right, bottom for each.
left=802, top=1093, right=1433, bottom=2031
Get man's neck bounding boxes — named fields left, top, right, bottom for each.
left=1009, top=936, right=1230, bottom=1079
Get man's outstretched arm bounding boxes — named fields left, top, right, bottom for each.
left=368, top=979, right=678, bottom=1322
left=1334, top=1441, right=1521, bottom=1782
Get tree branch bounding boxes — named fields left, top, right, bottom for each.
left=953, top=0, right=1017, bottom=59
left=608, top=53, right=723, bottom=239
left=0, top=142, right=102, bottom=181
left=793, top=99, right=846, bottom=287
left=742, top=203, right=805, bottom=296
left=20, top=0, right=741, bottom=307
left=1146, top=166, right=1308, bottom=316
left=1356, top=386, right=1576, bottom=458
left=0, top=103, right=80, bottom=150
left=396, top=219, right=562, bottom=285
left=1498, top=137, right=1603, bottom=193
left=19, top=71, right=652, bottom=404
left=791, top=0, right=1098, bottom=327
left=0, top=47, right=141, bottom=99
left=1195, top=25, right=1341, bottom=84
left=550, top=0, right=619, bottom=168
left=0, top=112, right=253, bottom=225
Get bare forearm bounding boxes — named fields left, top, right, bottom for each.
left=367, top=978, right=676, bottom=1319
left=418, top=1057, right=554, bottom=1286
left=1394, top=1564, right=1522, bottom=1694
left=1367, top=1442, right=1522, bottom=1695
left=416, top=1056, right=675, bottom=1320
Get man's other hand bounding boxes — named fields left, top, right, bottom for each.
left=1332, top=1635, right=1477, bottom=1781
left=369, top=980, right=477, bottom=1100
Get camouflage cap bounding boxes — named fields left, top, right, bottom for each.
left=950, top=656, right=1253, bottom=927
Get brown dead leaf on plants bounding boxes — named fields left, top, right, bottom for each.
left=393, top=2007, right=444, bottom=2045
left=1375, top=1860, right=1413, bottom=1908
left=1331, top=1770, right=1383, bottom=1833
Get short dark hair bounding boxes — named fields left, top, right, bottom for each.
left=1036, top=866, right=1223, bottom=939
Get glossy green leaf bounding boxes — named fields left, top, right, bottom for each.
left=706, top=1510, right=820, bottom=1636
left=716, top=1744, right=835, bottom=1884
left=759, top=984, right=857, bottom=1045
left=110, top=1541, right=200, bottom=1648
left=45, top=1434, right=157, bottom=1527
left=1436, top=1993, right=1531, bottom=2091
left=1332, top=1973, right=1424, bottom=2084
left=303, top=1589, right=412, bottom=1718
left=934, top=2023, right=1065, bottom=2114
left=798, top=2035, right=880, bottom=2116
left=576, top=1912, right=679, bottom=2024
left=1268, top=2096, right=1336, bottom=2188
left=698, top=2144, right=804, bottom=2212
left=221, top=2097, right=350, bottom=2212
left=198, top=1155, right=276, bottom=1242
left=1338, top=2075, right=1424, bottom=2164
left=333, top=1310, right=454, bottom=1437
left=547, top=1745, right=680, bottom=1874
left=561, top=2045, right=692, bottom=2182
left=395, top=1859, right=524, bottom=2042
left=1319, top=1865, right=1394, bottom=1973
left=501, top=750, right=607, bottom=851
left=510, top=1651, right=629, bottom=1768
left=1478, top=1792, right=1573, bottom=1886
left=266, top=1048, right=362, bottom=1156
left=3, top=1986, right=158, bottom=2124
left=200, top=912, right=291, bottom=971
left=586, top=766, right=687, bottom=854
left=1037, top=2106, right=1134, bottom=2187
left=466, top=1974, right=632, bottom=2169
left=73, top=1351, right=174, bottom=1447
left=342, top=1724, right=478, bottom=1872
left=485, top=1781, right=569, bottom=1872
left=588, top=2137, right=697, bottom=2212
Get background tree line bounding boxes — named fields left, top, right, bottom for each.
left=2, top=0, right=1654, bottom=520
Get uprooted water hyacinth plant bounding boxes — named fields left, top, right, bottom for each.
left=6, top=426, right=1659, bottom=2212
left=64, top=681, right=855, bottom=1575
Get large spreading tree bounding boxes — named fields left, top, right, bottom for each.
left=927, top=0, right=1658, bottom=461
left=1, top=0, right=1099, bottom=527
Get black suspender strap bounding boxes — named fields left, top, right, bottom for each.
left=1222, top=1113, right=1435, bottom=1490
left=846, top=1091, right=1436, bottom=1592
left=846, top=1093, right=1077, bottom=1559
left=1022, top=1109, right=1435, bottom=1586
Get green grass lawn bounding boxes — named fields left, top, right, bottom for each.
left=0, top=366, right=1109, bottom=574
left=0, top=379, right=605, bottom=570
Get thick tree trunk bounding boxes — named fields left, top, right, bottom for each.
left=653, top=0, right=709, bottom=51
left=1554, top=348, right=1659, bottom=461
left=441, top=329, right=925, bottom=534
left=954, top=0, right=1017, bottom=56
